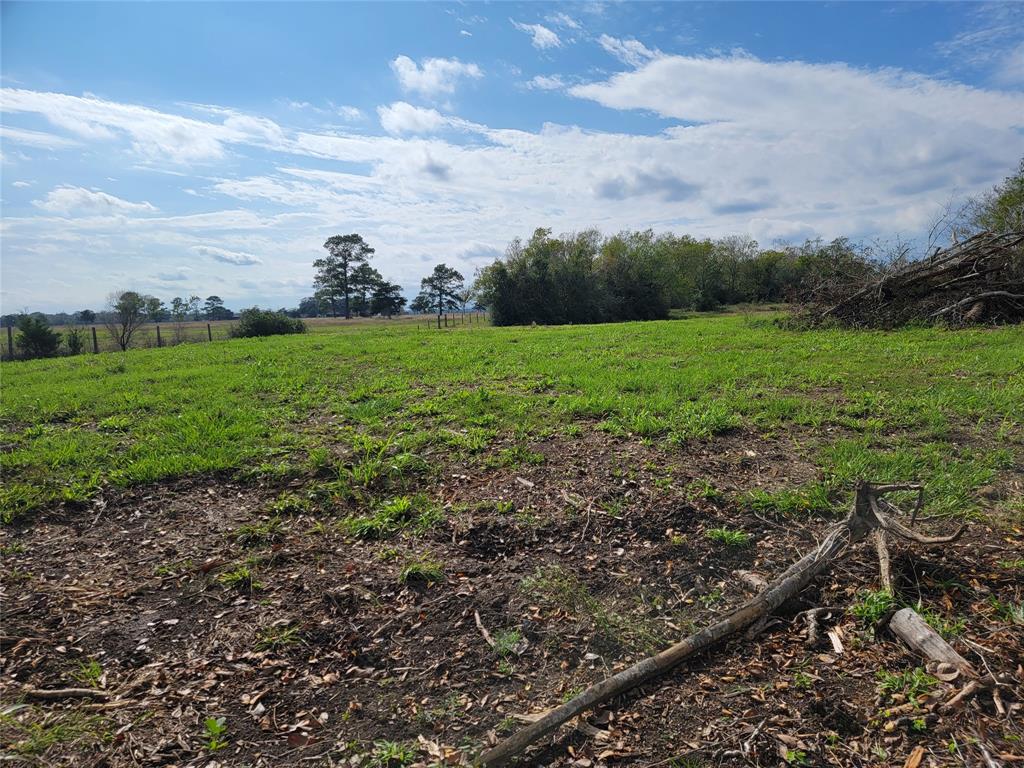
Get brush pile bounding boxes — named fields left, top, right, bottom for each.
left=797, top=230, right=1024, bottom=328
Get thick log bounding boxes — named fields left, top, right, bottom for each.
left=887, top=607, right=977, bottom=679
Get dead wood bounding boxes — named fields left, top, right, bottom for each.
left=22, top=687, right=111, bottom=701
left=887, top=607, right=977, bottom=680
left=795, top=230, right=1024, bottom=329
left=478, top=481, right=962, bottom=767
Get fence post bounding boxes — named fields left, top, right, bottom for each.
left=436, top=314, right=441, bottom=330
left=6, top=325, right=13, bottom=359
left=207, top=323, right=213, bottom=341
left=156, top=325, right=162, bottom=347
left=91, top=326, right=99, bottom=354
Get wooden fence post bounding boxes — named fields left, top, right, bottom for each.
left=91, top=326, right=99, bottom=354
left=156, top=325, right=162, bottom=347
left=207, top=323, right=213, bottom=341
left=6, top=325, right=13, bottom=359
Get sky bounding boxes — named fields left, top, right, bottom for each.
left=1, top=2, right=1023, bottom=314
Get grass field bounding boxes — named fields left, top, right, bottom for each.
left=0, top=312, right=482, bottom=357
left=1, top=314, right=1022, bottom=766
left=2, top=313, right=1020, bottom=521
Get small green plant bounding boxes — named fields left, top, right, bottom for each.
left=203, top=716, right=228, bottom=751
left=369, top=740, right=416, bottom=767
left=705, top=527, right=751, bottom=547
left=73, top=659, right=103, bottom=688
left=915, top=604, right=966, bottom=638
left=234, top=516, right=285, bottom=546
left=492, top=629, right=524, bottom=657
left=256, top=623, right=302, bottom=651
left=399, top=557, right=444, bottom=584
left=746, top=485, right=830, bottom=516
left=783, top=748, right=809, bottom=766
left=270, top=492, right=312, bottom=516
left=911, top=717, right=927, bottom=732
left=989, top=596, right=1024, bottom=625
left=876, top=667, right=937, bottom=703
left=850, top=589, right=895, bottom=625
left=216, top=565, right=262, bottom=592
left=792, top=671, right=814, bottom=690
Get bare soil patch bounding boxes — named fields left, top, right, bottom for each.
left=2, top=429, right=1021, bottom=766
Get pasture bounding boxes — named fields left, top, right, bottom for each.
left=1, top=314, right=1022, bottom=766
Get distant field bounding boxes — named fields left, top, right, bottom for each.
left=1, top=314, right=1022, bottom=765
left=1, top=311, right=486, bottom=357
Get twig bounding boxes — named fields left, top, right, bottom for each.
left=22, top=687, right=110, bottom=701
left=474, top=610, right=495, bottom=648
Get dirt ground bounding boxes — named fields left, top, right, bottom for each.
left=2, top=429, right=1022, bottom=767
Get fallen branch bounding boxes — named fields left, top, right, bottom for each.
left=22, top=687, right=110, bottom=701
left=478, top=481, right=961, bottom=766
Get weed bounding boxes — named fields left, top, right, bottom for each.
left=783, top=748, right=809, bottom=766
left=73, top=659, right=103, bottom=688
left=914, top=603, right=966, bottom=638
left=0, top=541, right=26, bottom=556
left=0, top=707, right=108, bottom=756
left=203, top=716, right=228, bottom=751
left=234, top=516, right=285, bottom=546
left=369, top=740, right=416, bottom=767
left=255, top=623, right=302, bottom=651
left=216, top=565, right=262, bottom=592
left=269, top=492, right=311, bottom=516
left=705, top=527, right=751, bottom=547
left=850, top=589, right=895, bottom=626
left=492, top=629, right=524, bottom=657
left=989, top=596, right=1024, bottom=625
left=747, top=485, right=831, bottom=516
left=877, top=667, right=937, bottom=703
left=792, top=671, right=814, bottom=690
left=399, top=557, right=444, bottom=584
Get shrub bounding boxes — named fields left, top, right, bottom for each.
left=64, top=327, right=86, bottom=355
left=231, top=308, right=305, bottom=338
left=15, top=315, right=61, bottom=359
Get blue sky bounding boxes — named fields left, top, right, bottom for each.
left=2, top=2, right=1023, bottom=313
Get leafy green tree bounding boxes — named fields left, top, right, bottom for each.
left=15, top=314, right=61, bottom=358
left=349, top=263, right=384, bottom=316
left=76, top=309, right=96, bottom=323
left=144, top=296, right=168, bottom=323
left=416, top=264, right=464, bottom=324
left=315, top=234, right=375, bottom=318
left=969, top=157, right=1023, bottom=234
left=297, top=296, right=322, bottom=317
left=409, top=293, right=432, bottom=314
left=105, top=290, right=148, bottom=351
left=370, top=281, right=407, bottom=317
left=203, top=295, right=233, bottom=321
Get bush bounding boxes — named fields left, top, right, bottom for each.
left=65, top=327, right=86, bottom=355
left=231, top=308, right=306, bottom=338
left=15, top=315, right=61, bottom=359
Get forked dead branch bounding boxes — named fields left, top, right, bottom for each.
left=479, top=481, right=969, bottom=767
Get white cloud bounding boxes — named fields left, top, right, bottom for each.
left=337, top=105, right=365, bottom=121
left=190, top=245, right=262, bottom=265
left=390, top=55, right=483, bottom=97
left=377, top=102, right=451, bottom=135
left=32, top=185, right=158, bottom=215
left=546, top=12, right=581, bottom=30
left=511, top=20, right=562, bottom=50
left=996, top=41, right=1024, bottom=85
left=0, top=124, right=81, bottom=150
left=1, top=87, right=289, bottom=163
left=526, top=75, right=567, bottom=91
left=12, top=180, right=33, bottom=188
left=460, top=30, right=472, bottom=37
left=3, top=54, right=1024, bottom=311
left=597, top=34, right=660, bottom=67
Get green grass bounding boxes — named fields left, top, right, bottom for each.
left=705, top=527, right=752, bottom=547
left=2, top=315, right=1022, bottom=523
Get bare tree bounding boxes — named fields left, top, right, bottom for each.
left=105, top=291, right=148, bottom=351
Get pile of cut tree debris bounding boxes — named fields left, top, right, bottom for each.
left=797, top=230, right=1024, bottom=329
